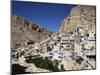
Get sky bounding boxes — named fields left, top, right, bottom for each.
left=12, top=1, right=76, bottom=32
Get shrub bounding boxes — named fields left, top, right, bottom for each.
left=26, top=57, right=60, bottom=72
left=12, top=64, right=30, bottom=74
left=75, top=56, right=84, bottom=65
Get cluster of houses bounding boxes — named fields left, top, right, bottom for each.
left=12, top=25, right=96, bottom=70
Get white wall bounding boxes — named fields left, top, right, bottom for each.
left=0, top=0, right=100, bottom=75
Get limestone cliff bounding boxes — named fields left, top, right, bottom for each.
left=11, top=16, right=52, bottom=49
left=60, top=5, right=96, bottom=33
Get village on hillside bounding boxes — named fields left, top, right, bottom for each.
left=12, top=25, right=96, bottom=73
left=11, top=2, right=96, bottom=74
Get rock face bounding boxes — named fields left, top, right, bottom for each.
left=60, top=5, right=96, bottom=33
left=11, top=16, right=52, bottom=49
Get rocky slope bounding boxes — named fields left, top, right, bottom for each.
left=60, top=5, right=96, bottom=33
left=11, top=16, right=52, bottom=49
